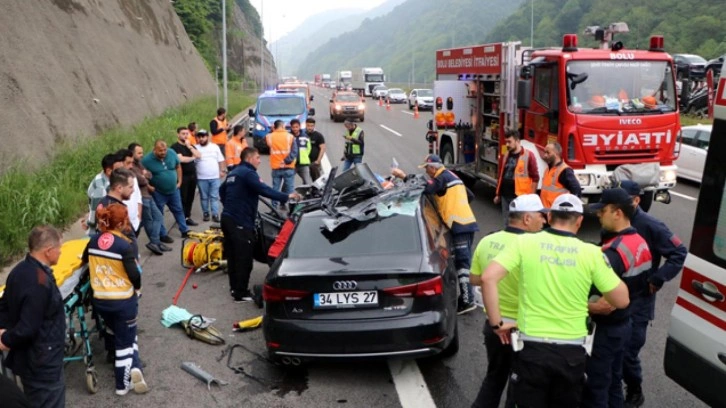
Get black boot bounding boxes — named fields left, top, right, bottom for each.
left=624, top=384, right=645, bottom=408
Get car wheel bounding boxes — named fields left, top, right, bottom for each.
left=359, top=116, right=364, bottom=122
left=440, top=323, right=459, bottom=358
left=408, top=101, right=413, bottom=110
left=330, top=112, right=333, bottom=120
left=440, top=143, right=455, bottom=165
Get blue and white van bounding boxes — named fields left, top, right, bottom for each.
left=248, top=91, right=315, bottom=152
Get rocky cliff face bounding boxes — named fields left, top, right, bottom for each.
left=228, top=4, right=277, bottom=89
left=0, top=0, right=216, bottom=170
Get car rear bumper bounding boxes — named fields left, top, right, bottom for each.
left=664, top=336, right=726, bottom=407
left=264, top=311, right=452, bottom=361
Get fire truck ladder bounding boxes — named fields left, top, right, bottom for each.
left=500, top=41, right=522, bottom=131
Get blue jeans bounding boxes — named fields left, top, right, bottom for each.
left=141, top=196, right=163, bottom=245
left=271, top=168, right=295, bottom=207
left=342, top=156, right=363, bottom=171
left=152, top=189, right=189, bottom=236
left=197, top=178, right=221, bottom=216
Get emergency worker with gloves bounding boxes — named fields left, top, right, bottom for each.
left=617, top=180, right=687, bottom=407
left=82, top=203, right=149, bottom=396
left=582, top=188, right=652, bottom=408
left=392, top=154, right=479, bottom=314
left=482, top=194, right=630, bottom=408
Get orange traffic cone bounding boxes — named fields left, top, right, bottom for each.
left=378, top=96, right=383, bottom=107
left=386, top=97, right=391, bottom=111
left=414, top=101, right=420, bottom=119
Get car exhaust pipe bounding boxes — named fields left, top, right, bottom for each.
left=291, top=357, right=302, bottom=366
left=281, top=357, right=292, bottom=365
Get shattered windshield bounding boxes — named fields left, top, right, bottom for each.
left=287, top=194, right=422, bottom=258
left=567, top=60, right=676, bottom=115
left=258, top=97, right=305, bottom=116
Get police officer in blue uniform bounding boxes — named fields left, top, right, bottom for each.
left=618, top=180, right=687, bottom=407
left=583, top=188, right=652, bottom=408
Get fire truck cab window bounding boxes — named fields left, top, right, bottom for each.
left=533, top=66, right=553, bottom=108
left=567, top=61, right=676, bottom=114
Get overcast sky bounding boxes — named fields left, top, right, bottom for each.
left=248, top=0, right=389, bottom=43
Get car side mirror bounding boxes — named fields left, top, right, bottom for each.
left=329, top=99, right=334, bottom=103
left=248, top=108, right=254, bottom=116
left=310, top=95, right=314, bottom=101
left=309, top=108, right=316, bottom=116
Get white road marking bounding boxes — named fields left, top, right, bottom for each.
left=380, top=124, right=402, bottom=137
left=670, top=190, right=697, bottom=201
left=401, top=111, right=414, bottom=116
left=388, top=360, right=437, bottom=408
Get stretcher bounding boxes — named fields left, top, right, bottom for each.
left=0, top=238, right=100, bottom=393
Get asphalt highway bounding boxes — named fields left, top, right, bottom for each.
left=61, top=87, right=707, bottom=407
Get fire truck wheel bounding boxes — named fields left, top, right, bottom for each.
left=440, top=143, right=454, bottom=165
left=639, top=191, right=653, bottom=212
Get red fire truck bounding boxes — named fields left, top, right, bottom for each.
left=426, top=24, right=680, bottom=210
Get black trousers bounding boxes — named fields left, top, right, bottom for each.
left=221, top=215, right=256, bottom=295
left=471, top=323, right=515, bottom=408
left=510, top=342, right=587, bottom=408
left=21, top=374, right=65, bottom=408
left=180, top=174, right=197, bottom=219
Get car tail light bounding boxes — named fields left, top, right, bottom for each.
left=382, top=276, right=443, bottom=297
left=263, top=284, right=310, bottom=302
left=423, top=335, right=445, bottom=345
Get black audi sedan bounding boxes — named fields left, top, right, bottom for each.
left=258, top=167, right=459, bottom=365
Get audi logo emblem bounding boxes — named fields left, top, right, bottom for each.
left=333, top=280, right=358, bottom=291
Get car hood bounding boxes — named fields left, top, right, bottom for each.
left=275, top=252, right=428, bottom=277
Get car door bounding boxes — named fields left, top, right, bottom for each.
left=691, top=128, right=710, bottom=182
left=254, top=198, right=286, bottom=264
left=677, top=128, right=699, bottom=181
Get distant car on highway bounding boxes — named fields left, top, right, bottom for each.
left=675, top=124, right=710, bottom=183
left=388, top=88, right=407, bottom=103
left=705, top=54, right=724, bottom=80
left=259, top=166, right=460, bottom=365
left=408, top=88, right=434, bottom=110
left=673, top=54, right=707, bottom=80
left=372, top=85, right=389, bottom=100
left=329, top=91, right=365, bottom=122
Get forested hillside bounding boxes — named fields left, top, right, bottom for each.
left=172, top=0, right=275, bottom=87
left=296, top=0, right=524, bottom=83
left=274, top=0, right=407, bottom=76
left=486, top=0, right=726, bottom=58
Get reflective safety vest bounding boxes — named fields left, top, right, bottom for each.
left=267, top=129, right=295, bottom=169
left=602, top=231, right=652, bottom=281
left=432, top=167, right=477, bottom=228
left=344, top=127, right=363, bottom=157
left=496, top=149, right=535, bottom=196
left=212, top=118, right=228, bottom=145
left=541, top=161, right=570, bottom=208
left=225, top=137, right=247, bottom=167
left=88, top=231, right=136, bottom=300
left=296, top=135, right=311, bottom=166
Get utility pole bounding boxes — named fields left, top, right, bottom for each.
left=215, top=66, right=220, bottom=108
left=530, top=0, right=534, bottom=47
left=222, top=0, right=228, bottom=111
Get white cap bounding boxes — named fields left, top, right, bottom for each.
left=550, top=194, right=584, bottom=214
left=509, top=194, right=547, bottom=213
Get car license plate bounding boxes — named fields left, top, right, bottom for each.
left=313, top=291, right=378, bottom=308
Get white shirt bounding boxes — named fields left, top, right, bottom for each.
left=123, top=177, right=142, bottom=231
left=194, top=143, right=225, bottom=180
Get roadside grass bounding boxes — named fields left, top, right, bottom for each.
left=0, top=93, right=254, bottom=265
left=680, top=113, right=713, bottom=127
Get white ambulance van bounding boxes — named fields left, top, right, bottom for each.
left=664, top=77, right=726, bottom=407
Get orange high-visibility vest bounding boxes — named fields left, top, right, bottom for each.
left=267, top=130, right=295, bottom=169
left=212, top=118, right=228, bottom=145
left=496, top=149, right=534, bottom=196
left=541, top=161, right=570, bottom=208
left=225, top=137, right=247, bottom=167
